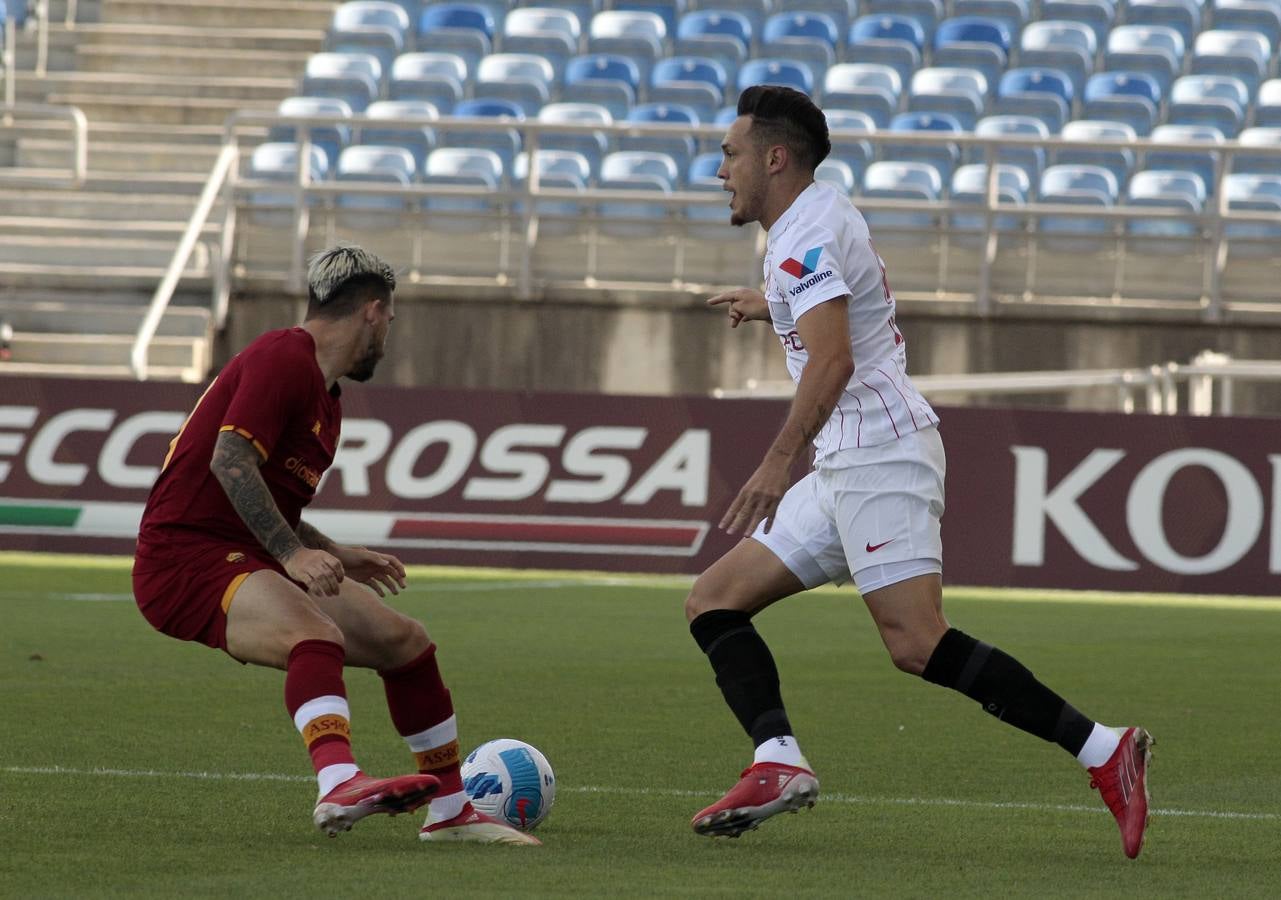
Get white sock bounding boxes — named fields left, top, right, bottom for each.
left=317, top=763, right=359, bottom=798
left=753, top=735, right=808, bottom=769
left=426, top=790, right=468, bottom=824
left=1076, top=724, right=1124, bottom=769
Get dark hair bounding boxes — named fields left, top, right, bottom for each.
left=304, top=244, right=396, bottom=320
left=736, top=85, right=831, bottom=172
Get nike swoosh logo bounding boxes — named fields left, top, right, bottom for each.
left=865, top=539, right=895, bottom=553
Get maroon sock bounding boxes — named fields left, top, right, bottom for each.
left=286, top=639, right=356, bottom=774
left=381, top=643, right=462, bottom=794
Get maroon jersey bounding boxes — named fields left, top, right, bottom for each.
left=138, top=328, right=342, bottom=549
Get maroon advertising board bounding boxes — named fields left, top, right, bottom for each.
left=2, top=375, right=1279, bottom=596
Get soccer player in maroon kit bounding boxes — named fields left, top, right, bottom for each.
left=132, top=245, right=536, bottom=844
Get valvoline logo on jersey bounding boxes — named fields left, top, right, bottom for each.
left=779, top=246, right=835, bottom=297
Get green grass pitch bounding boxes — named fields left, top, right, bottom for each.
left=3, top=553, right=1279, bottom=898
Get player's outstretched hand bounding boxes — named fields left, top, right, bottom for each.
left=336, top=547, right=407, bottom=597
left=284, top=548, right=345, bottom=598
left=720, top=457, right=791, bottom=535
left=707, top=288, right=769, bottom=328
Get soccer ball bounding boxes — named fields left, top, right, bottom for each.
left=461, top=738, right=556, bottom=831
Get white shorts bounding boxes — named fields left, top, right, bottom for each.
left=752, top=426, right=946, bottom=595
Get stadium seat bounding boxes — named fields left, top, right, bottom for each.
left=474, top=53, right=555, bottom=117
left=1040, top=0, right=1115, bottom=47
left=360, top=99, right=439, bottom=169
left=1211, top=0, right=1281, bottom=50
left=269, top=96, right=353, bottom=168
left=1168, top=75, right=1248, bottom=137
left=247, top=143, right=331, bottom=223
left=510, top=149, right=591, bottom=234
left=389, top=52, right=466, bottom=110
left=823, top=63, right=901, bottom=128
left=1081, top=71, right=1161, bottom=136
left=328, top=2, right=410, bottom=72
left=621, top=103, right=699, bottom=174
left=537, top=102, right=613, bottom=177
left=863, top=0, right=944, bottom=37
left=1038, top=163, right=1119, bottom=237
left=860, top=160, right=943, bottom=236
left=563, top=53, right=640, bottom=120
left=441, top=98, right=525, bottom=176
left=908, top=67, right=988, bottom=131
left=846, top=15, right=925, bottom=89
left=692, top=0, right=770, bottom=36
left=884, top=111, right=963, bottom=182
left=761, top=12, right=839, bottom=77
left=613, top=0, right=685, bottom=36
left=1055, top=119, right=1135, bottom=190
left=1190, top=30, right=1272, bottom=96
left=1104, top=25, right=1184, bottom=93
left=995, top=67, right=1073, bottom=133
left=1255, top=79, right=1281, bottom=127
left=801, top=0, right=859, bottom=36
left=689, top=151, right=721, bottom=181
left=1223, top=172, right=1281, bottom=248
left=1232, top=127, right=1281, bottom=176
left=501, top=7, right=581, bottom=81
left=601, top=149, right=679, bottom=187
left=824, top=109, right=876, bottom=182
left=674, top=10, right=750, bottom=83
left=1124, top=0, right=1201, bottom=48
left=933, top=17, right=1012, bottom=90
left=1018, top=20, right=1096, bottom=97
left=422, top=147, right=504, bottom=229
left=1145, top=124, right=1225, bottom=196
left=974, top=114, right=1049, bottom=182
left=952, top=0, right=1030, bottom=33
left=335, top=145, right=416, bottom=213
left=815, top=158, right=857, bottom=194
left=303, top=52, right=382, bottom=112
left=333, top=3, right=411, bottom=36
left=649, top=56, right=727, bottom=123
left=588, top=10, right=666, bottom=83
left=1125, top=169, right=1205, bottom=240
left=596, top=168, right=675, bottom=237
left=736, top=58, right=814, bottom=96
left=417, top=3, right=494, bottom=74
left=949, top=162, right=1030, bottom=234
left=684, top=174, right=735, bottom=237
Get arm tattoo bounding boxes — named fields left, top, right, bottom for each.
left=210, top=431, right=302, bottom=563
left=296, top=519, right=338, bottom=553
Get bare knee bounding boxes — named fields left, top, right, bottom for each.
left=880, top=626, right=941, bottom=676
left=381, top=615, right=430, bottom=668
left=285, top=613, right=344, bottom=651
left=685, top=571, right=752, bottom=623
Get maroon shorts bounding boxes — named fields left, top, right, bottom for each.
left=133, top=538, right=287, bottom=653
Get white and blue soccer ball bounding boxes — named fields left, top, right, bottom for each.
left=461, top=738, right=556, bottom=831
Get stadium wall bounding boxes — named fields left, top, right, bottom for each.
left=224, top=292, right=1281, bottom=413
left=2, top=375, right=1279, bottom=596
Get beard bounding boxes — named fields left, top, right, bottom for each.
left=347, top=342, right=382, bottom=382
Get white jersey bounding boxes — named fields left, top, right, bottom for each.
left=762, top=181, right=938, bottom=460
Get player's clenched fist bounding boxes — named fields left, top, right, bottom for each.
left=284, top=547, right=345, bottom=597
left=707, top=288, right=770, bottom=328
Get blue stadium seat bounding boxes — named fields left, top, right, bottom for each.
left=824, top=109, right=876, bottom=183
left=1082, top=71, right=1161, bottom=136
left=537, top=102, right=613, bottom=177
left=736, top=58, right=814, bottom=96
left=269, top=96, right=353, bottom=168
left=598, top=151, right=678, bottom=236
left=908, top=67, right=988, bottom=131
left=689, top=151, right=721, bottom=181
left=417, top=3, right=494, bottom=74
left=692, top=0, right=770, bottom=36
left=823, top=63, right=901, bottom=128
left=1255, top=79, right=1281, bottom=127
left=621, top=103, right=699, bottom=174
left=361, top=99, right=439, bottom=169
left=1223, top=172, right=1281, bottom=249
left=335, top=145, right=416, bottom=213
left=860, top=160, right=943, bottom=236
left=474, top=53, right=554, bottom=117
left=442, top=98, right=525, bottom=175
left=815, top=159, right=857, bottom=194
left=762, top=12, right=839, bottom=77
left=714, top=105, right=739, bottom=126
left=1211, top=0, right=1281, bottom=50
left=952, top=0, right=1029, bottom=34
left=328, top=2, right=410, bottom=72
left=1125, top=169, right=1205, bottom=240
left=649, top=56, right=727, bottom=123
left=863, top=0, right=944, bottom=37
left=674, top=10, right=750, bottom=83
left=601, top=149, right=679, bottom=186
left=949, top=162, right=1030, bottom=235
left=563, top=53, right=640, bottom=120
left=684, top=176, right=737, bottom=237
left=1145, top=124, right=1225, bottom=195
left=511, top=149, right=591, bottom=234
left=1038, top=164, right=1119, bottom=238
left=247, top=143, right=331, bottom=223
left=501, top=7, right=581, bottom=82
left=613, top=0, right=685, bottom=36
left=1190, top=30, right=1272, bottom=96
left=801, top=0, right=859, bottom=36
left=933, top=17, right=1012, bottom=90
left=423, top=147, right=504, bottom=230
left=333, top=0, right=410, bottom=35
left=588, top=10, right=666, bottom=83
left=1040, top=0, right=1115, bottom=48
left=1124, top=0, right=1201, bottom=48
left=1168, top=75, right=1248, bottom=137
left=974, top=114, right=1049, bottom=181
left=847, top=15, right=925, bottom=89
left=885, top=111, right=963, bottom=182
left=1233, top=127, right=1281, bottom=175
left=1055, top=119, right=1135, bottom=190
left=1018, top=20, right=1096, bottom=97
left=1104, top=25, right=1183, bottom=93
left=995, top=67, right=1073, bottom=133
left=389, top=52, right=466, bottom=109
left=303, top=52, right=382, bottom=112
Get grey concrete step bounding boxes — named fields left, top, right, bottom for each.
left=0, top=360, right=199, bottom=381
left=0, top=299, right=211, bottom=338
left=76, top=22, right=323, bottom=52
left=18, top=71, right=296, bottom=101
left=0, top=188, right=222, bottom=219
left=101, top=0, right=332, bottom=30
left=0, top=263, right=213, bottom=291
left=10, top=120, right=267, bottom=146
left=75, top=43, right=311, bottom=79
left=5, top=331, right=206, bottom=368
left=17, top=138, right=224, bottom=174
left=0, top=214, right=221, bottom=241
left=0, top=234, right=212, bottom=270
left=44, top=92, right=281, bottom=126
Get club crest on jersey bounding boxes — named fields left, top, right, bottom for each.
left=779, top=246, right=823, bottom=278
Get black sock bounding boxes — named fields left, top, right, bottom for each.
left=690, top=609, right=793, bottom=747
left=922, top=627, right=1095, bottom=756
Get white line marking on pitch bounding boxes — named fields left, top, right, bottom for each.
left=3, top=765, right=1276, bottom=822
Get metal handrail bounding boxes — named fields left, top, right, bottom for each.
left=131, top=141, right=239, bottom=381
left=0, top=101, right=88, bottom=186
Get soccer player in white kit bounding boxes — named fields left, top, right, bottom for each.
left=685, top=86, right=1153, bottom=859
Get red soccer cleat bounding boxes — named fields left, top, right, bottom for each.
left=312, top=771, right=441, bottom=837
left=419, top=801, right=541, bottom=845
left=1088, top=727, right=1155, bottom=859
left=691, top=762, right=819, bottom=838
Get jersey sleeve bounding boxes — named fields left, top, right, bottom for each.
left=219, top=340, right=310, bottom=460
left=773, top=220, right=852, bottom=321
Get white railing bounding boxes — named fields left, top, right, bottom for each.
left=0, top=101, right=87, bottom=185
